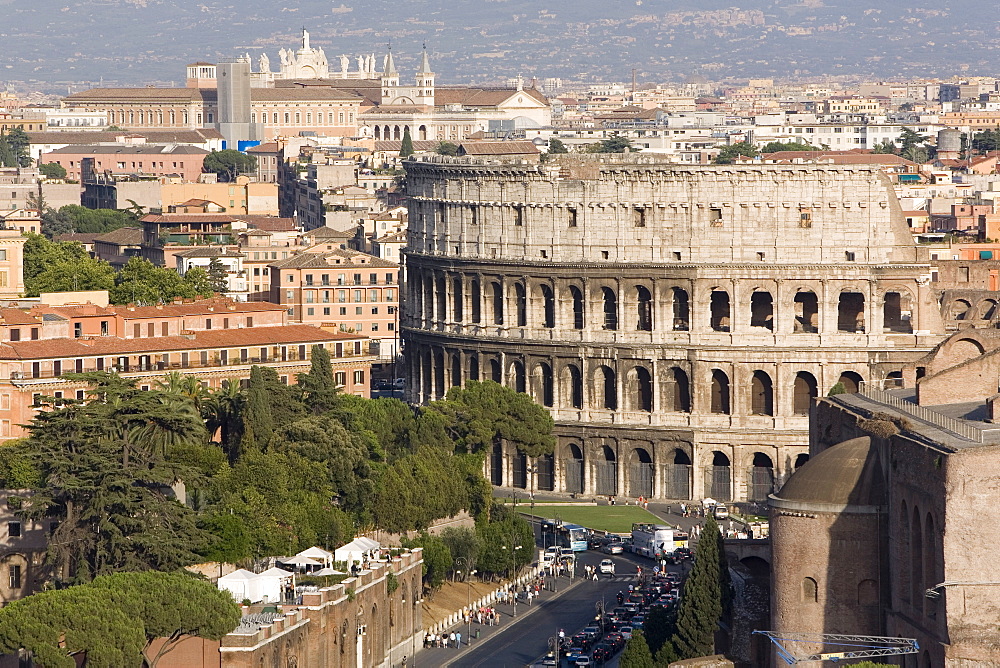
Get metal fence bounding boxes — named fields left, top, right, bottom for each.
left=858, top=386, right=984, bottom=443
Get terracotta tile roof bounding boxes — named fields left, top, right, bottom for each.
left=142, top=213, right=236, bottom=224
left=250, top=88, right=360, bottom=102
left=304, top=227, right=352, bottom=238
left=246, top=142, right=279, bottom=153
left=270, top=248, right=398, bottom=269
left=174, top=247, right=244, bottom=258
left=373, top=140, right=439, bottom=152
left=28, top=129, right=223, bottom=146
left=63, top=88, right=217, bottom=103
left=458, top=141, right=540, bottom=156
left=94, top=227, right=144, bottom=245
left=31, top=304, right=117, bottom=318
left=119, top=299, right=286, bottom=319
left=45, top=144, right=208, bottom=156
left=0, top=324, right=363, bottom=361
left=245, top=216, right=297, bottom=232
left=54, top=233, right=102, bottom=244
left=0, top=308, right=43, bottom=325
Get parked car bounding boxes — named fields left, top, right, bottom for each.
left=599, top=559, right=615, bottom=574
left=602, top=542, right=624, bottom=555
left=713, top=504, right=730, bottom=520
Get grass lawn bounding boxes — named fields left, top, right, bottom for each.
left=519, top=504, right=663, bottom=534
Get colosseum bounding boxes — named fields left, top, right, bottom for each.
left=401, top=154, right=946, bottom=503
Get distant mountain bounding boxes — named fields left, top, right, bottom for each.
left=2, top=0, right=996, bottom=92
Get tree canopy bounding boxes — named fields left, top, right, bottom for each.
left=713, top=142, right=759, bottom=164
left=668, top=516, right=728, bottom=659
left=38, top=162, right=67, bottom=179
left=760, top=140, right=815, bottom=153
left=400, top=126, right=415, bottom=157
left=435, top=141, right=459, bottom=156
left=22, top=233, right=115, bottom=297
left=110, top=257, right=214, bottom=305
left=0, top=128, right=30, bottom=167
left=547, top=138, right=569, bottom=154
left=586, top=136, right=632, bottom=153
left=202, top=149, right=257, bottom=182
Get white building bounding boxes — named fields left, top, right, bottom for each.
left=174, top=247, right=248, bottom=301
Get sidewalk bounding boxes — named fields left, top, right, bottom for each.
left=413, top=571, right=585, bottom=668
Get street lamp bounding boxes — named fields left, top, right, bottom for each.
left=455, top=557, right=477, bottom=647
left=526, top=464, right=538, bottom=512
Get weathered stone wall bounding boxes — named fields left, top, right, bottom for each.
left=402, top=156, right=944, bottom=502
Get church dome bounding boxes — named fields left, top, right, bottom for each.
left=773, top=437, right=885, bottom=507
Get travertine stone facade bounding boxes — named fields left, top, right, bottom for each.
left=402, top=155, right=945, bottom=502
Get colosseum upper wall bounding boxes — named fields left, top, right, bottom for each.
left=401, top=155, right=947, bottom=503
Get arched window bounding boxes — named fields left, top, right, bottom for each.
left=471, top=279, right=481, bottom=323
left=751, top=370, right=773, bottom=416
left=489, top=358, right=501, bottom=383
left=510, top=360, right=526, bottom=393
left=672, top=287, right=689, bottom=331
left=636, top=286, right=653, bottom=331
left=570, top=286, right=584, bottom=330
left=838, top=371, right=863, bottom=394
left=514, top=283, right=527, bottom=327
left=794, top=290, right=819, bottom=333
left=436, top=275, right=447, bottom=323
left=491, top=282, right=504, bottom=325
left=884, top=291, right=913, bottom=333
left=534, top=363, right=553, bottom=407
left=451, top=353, right=462, bottom=388
left=595, top=366, right=617, bottom=410
left=838, top=292, right=865, bottom=332
left=540, top=285, right=555, bottom=328
left=794, top=453, right=809, bottom=469
left=666, top=448, right=692, bottom=499
left=667, top=367, right=690, bottom=412
left=802, top=577, right=818, bottom=603
left=708, top=451, right=731, bottom=500
left=629, top=447, right=654, bottom=498
left=979, top=298, right=998, bottom=321
left=602, top=287, right=618, bottom=330
left=452, top=277, right=463, bottom=322
left=563, top=365, right=583, bottom=409
left=596, top=445, right=618, bottom=496
left=630, top=367, right=653, bottom=412
left=749, top=452, right=774, bottom=501
left=566, top=443, right=585, bottom=494
left=950, top=298, right=972, bottom=321
left=750, top=291, right=773, bottom=330
left=710, top=290, right=730, bottom=332
left=793, top=371, right=818, bottom=415
left=469, top=355, right=480, bottom=382
left=433, top=350, right=445, bottom=399
left=711, top=369, right=730, bottom=414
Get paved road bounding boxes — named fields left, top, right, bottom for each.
left=422, top=551, right=685, bottom=668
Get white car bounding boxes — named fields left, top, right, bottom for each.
left=599, top=559, right=615, bottom=574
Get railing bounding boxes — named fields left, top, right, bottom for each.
left=858, top=385, right=984, bottom=443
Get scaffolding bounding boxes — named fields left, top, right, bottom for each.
left=753, top=631, right=919, bottom=664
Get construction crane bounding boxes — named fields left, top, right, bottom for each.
left=753, top=631, right=919, bottom=664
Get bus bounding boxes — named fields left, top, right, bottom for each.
left=555, top=523, right=589, bottom=552
left=631, top=523, right=689, bottom=559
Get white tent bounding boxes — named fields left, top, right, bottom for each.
left=255, top=568, right=293, bottom=603
left=218, top=569, right=262, bottom=603
left=334, top=537, right=380, bottom=565
left=279, top=554, right=322, bottom=568
left=295, top=546, right=334, bottom=567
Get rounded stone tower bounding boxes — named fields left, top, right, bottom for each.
left=401, top=154, right=942, bottom=502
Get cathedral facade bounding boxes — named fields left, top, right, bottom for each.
left=401, top=154, right=944, bottom=503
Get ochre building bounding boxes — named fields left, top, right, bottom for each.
left=402, top=155, right=945, bottom=503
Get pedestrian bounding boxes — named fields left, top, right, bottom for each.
left=592, top=569, right=598, bottom=581
left=450, top=632, right=456, bottom=647
left=456, top=631, right=462, bottom=648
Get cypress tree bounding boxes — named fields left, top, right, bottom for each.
left=241, top=366, right=274, bottom=449
left=298, top=345, right=339, bottom=413
left=619, top=629, right=656, bottom=668
left=400, top=126, right=414, bottom=158
left=671, top=515, right=724, bottom=659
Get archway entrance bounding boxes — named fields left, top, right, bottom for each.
left=629, top=448, right=654, bottom=498
left=665, top=448, right=691, bottom=499
left=537, top=453, right=555, bottom=492
left=748, top=452, right=774, bottom=501
left=490, top=441, right=503, bottom=486
left=595, top=446, right=617, bottom=496
left=706, top=451, right=731, bottom=501
left=512, top=451, right=527, bottom=489
left=565, top=443, right=584, bottom=494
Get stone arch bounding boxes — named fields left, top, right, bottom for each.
left=793, top=371, right=817, bottom=415
left=802, top=577, right=818, bottom=603
left=374, top=125, right=381, bottom=140
left=470, top=278, right=481, bottom=323
left=593, top=365, right=617, bottom=410
left=435, top=275, right=447, bottom=322
left=710, top=288, right=731, bottom=332
left=452, top=276, right=464, bottom=322
left=666, top=367, right=691, bottom=412
left=948, top=337, right=986, bottom=366
left=750, top=370, right=774, bottom=416
left=489, top=358, right=501, bottom=383
left=898, top=500, right=911, bottom=604
left=601, top=286, right=618, bottom=330
left=569, top=285, right=585, bottom=330
left=532, top=362, right=553, bottom=407
left=468, top=354, right=480, bottom=382
left=740, top=556, right=770, bottom=580
left=748, top=452, right=774, bottom=501
left=565, top=442, right=585, bottom=494
left=628, top=446, right=654, bottom=498
left=794, top=453, right=809, bottom=469
left=711, top=369, right=731, bottom=414
left=509, top=360, right=526, bottom=393
left=666, top=447, right=692, bottom=499
left=595, top=444, right=618, bottom=496
left=838, top=371, right=863, bottom=394
left=393, top=125, right=401, bottom=140
left=837, top=291, right=866, bottom=332
left=883, top=289, right=913, bottom=333
left=977, top=298, right=998, bottom=321
left=626, top=366, right=653, bottom=412
left=537, top=452, right=555, bottom=492
left=634, top=285, right=653, bottom=331
left=512, top=450, right=528, bottom=488
left=538, top=284, right=555, bottom=328
left=513, top=282, right=527, bottom=327
left=490, top=440, right=504, bottom=485
left=433, top=349, right=445, bottom=399
left=706, top=450, right=731, bottom=500
left=793, top=290, right=819, bottom=333
left=490, top=281, right=504, bottom=325
left=949, top=298, right=973, bottom=320
left=450, top=353, right=462, bottom=388
left=562, top=364, right=583, bottom=409
left=418, top=124, right=427, bottom=140
left=671, top=287, right=690, bottom=331
left=750, top=290, right=774, bottom=330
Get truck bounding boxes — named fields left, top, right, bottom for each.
left=630, top=523, right=689, bottom=559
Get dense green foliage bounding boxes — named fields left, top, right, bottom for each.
left=0, top=351, right=556, bottom=591
left=41, top=204, right=138, bottom=239
left=0, top=571, right=240, bottom=668
left=713, top=141, right=759, bottom=164
left=22, top=233, right=115, bottom=296
left=202, top=149, right=257, bottom=182
left=586, top=136, right=632, bottom=153
left=547, top=138, right=569, bottom=154
left=760, top=140, right=815, bottom=153
left=400, top=126, right=415, bottom=157
left=109, top=256, right=214, bottom=305
left=0, top=128, right=30, bottom=167
left=435, top=141, right=459, bottom=156
left=38, top=162, right=67, bottom=179
left=667, top=516, right=728, bottom=659
left=620, top=629, right=656, bottom=668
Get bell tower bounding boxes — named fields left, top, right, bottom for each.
left=381, top=48, right=399, bottom=102
left=414, top=45, right=435, bottom=106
